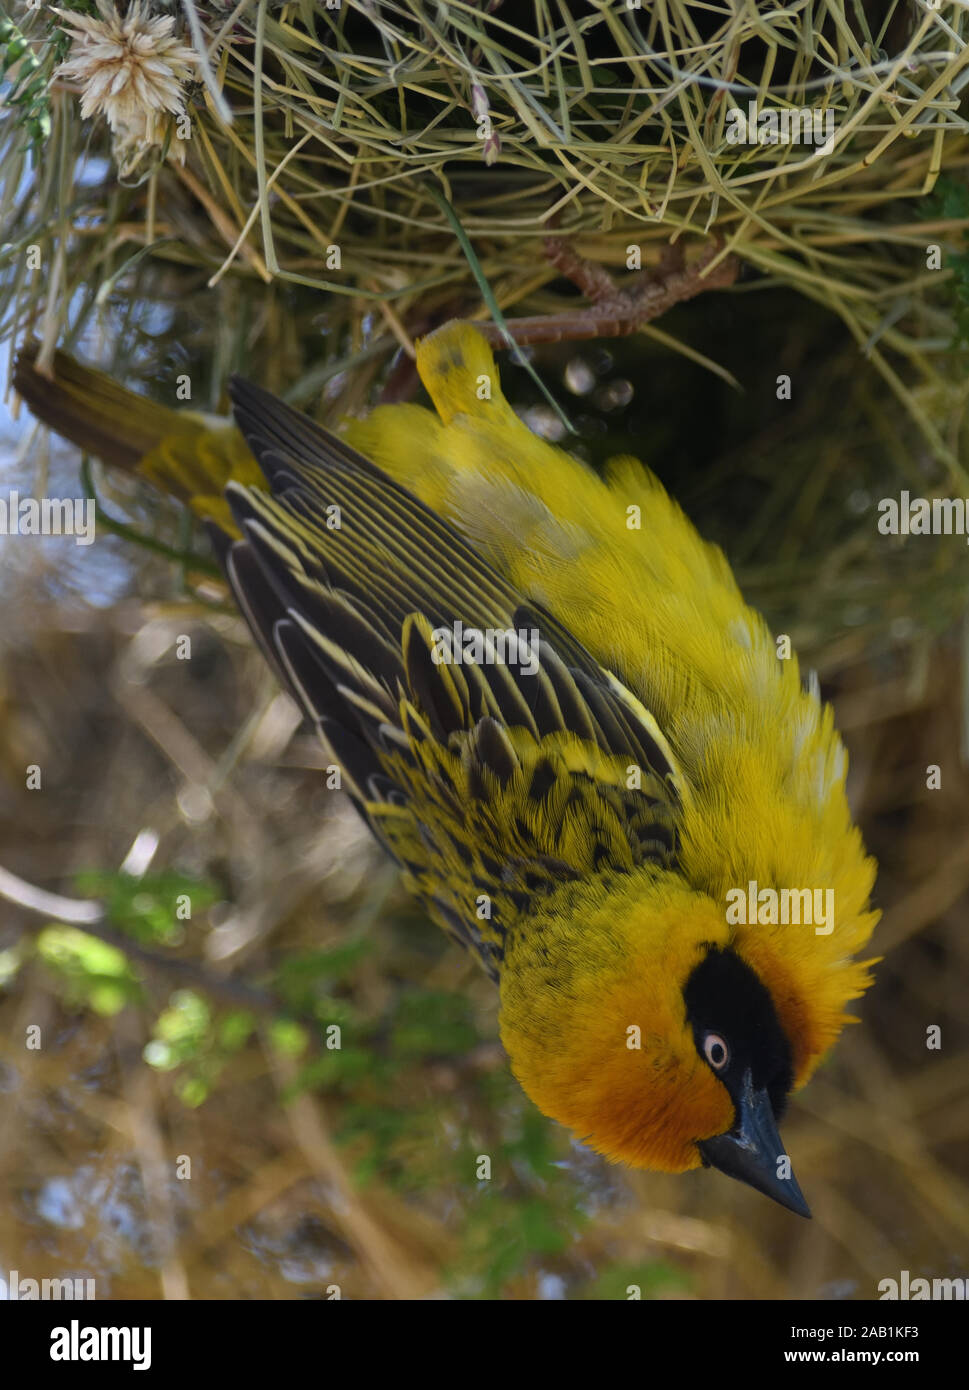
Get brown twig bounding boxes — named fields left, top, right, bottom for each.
left=475, top=237, right=741, bottom=346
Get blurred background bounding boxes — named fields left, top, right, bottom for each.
left=1, top=0, right=968, bottom=1299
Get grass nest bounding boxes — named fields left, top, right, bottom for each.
left=1, top=1, right=969, bottom=463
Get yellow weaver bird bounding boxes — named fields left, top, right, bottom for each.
left=14, top=327, right=879, bottom=1216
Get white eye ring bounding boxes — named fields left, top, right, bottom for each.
left=703, top=1033, right=729, bottom=1070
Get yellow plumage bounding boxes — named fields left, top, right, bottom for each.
left=14, top=324, right=879, bottom=1214
left=346, top=326, right=878, bottom=1087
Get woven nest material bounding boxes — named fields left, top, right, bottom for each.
left=2, top=1, right=969, bottom=469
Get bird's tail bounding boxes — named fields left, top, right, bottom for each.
left=13, top=341, right=198, bottom=473
left=12, top=341, right=262, bottom=529
left=13, top=322, right=517, bottom=533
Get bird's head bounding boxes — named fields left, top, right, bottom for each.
left=498, top=873, right=850, bottom=1216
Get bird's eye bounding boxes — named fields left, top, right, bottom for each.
left=703, top=1033, right=729, bottom=1070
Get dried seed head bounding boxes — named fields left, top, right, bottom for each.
left=54, top=1, right=199, bottom=173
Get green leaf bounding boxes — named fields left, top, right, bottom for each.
left=36, top=925, right=139, bottom=1016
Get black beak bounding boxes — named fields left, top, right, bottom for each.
left=698, top=1070, right=811, bottom=1218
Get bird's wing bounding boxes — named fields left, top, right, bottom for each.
left=216, top=376, right=685, bottom=977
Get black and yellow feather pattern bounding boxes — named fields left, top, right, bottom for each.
left=215, top=378, right=685, bottom=980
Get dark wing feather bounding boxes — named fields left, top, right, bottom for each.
left=213, top=377, right=683, bottom=976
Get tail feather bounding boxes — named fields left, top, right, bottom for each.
left=13, top=341, right=191, bottom=473
left=12, top=341, right=263, bottom=529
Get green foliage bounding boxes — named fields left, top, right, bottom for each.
left=921, top=175, right=969, bottom=347
left=923, top=174, right=969, bottom=222
left=268, top=1017, right=308, bottom=1058
left=275, top=945, right=587, bottom=1291
left=144, top=990, right=256, bottom=1108
left=26, top=879, right=600, bottom=1291
left=274, top=940, right=372, bottom=1013
left=448, top=1083, right=585, bottom=1297
left=458, top=1192, right=573, bottom=1297
left=389, top=989, right=478, bottom=1060
left=289, top=1039, right=376, bottom=1095
left=275, top=940, right=376, bottom=1093
left=36, top=925, right=140, bottom=1016
left=74, top=868, right=217, bottom=945
left=0, top=11, right=71, bottom=150
left=0, top=944, right=24, bottom=988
